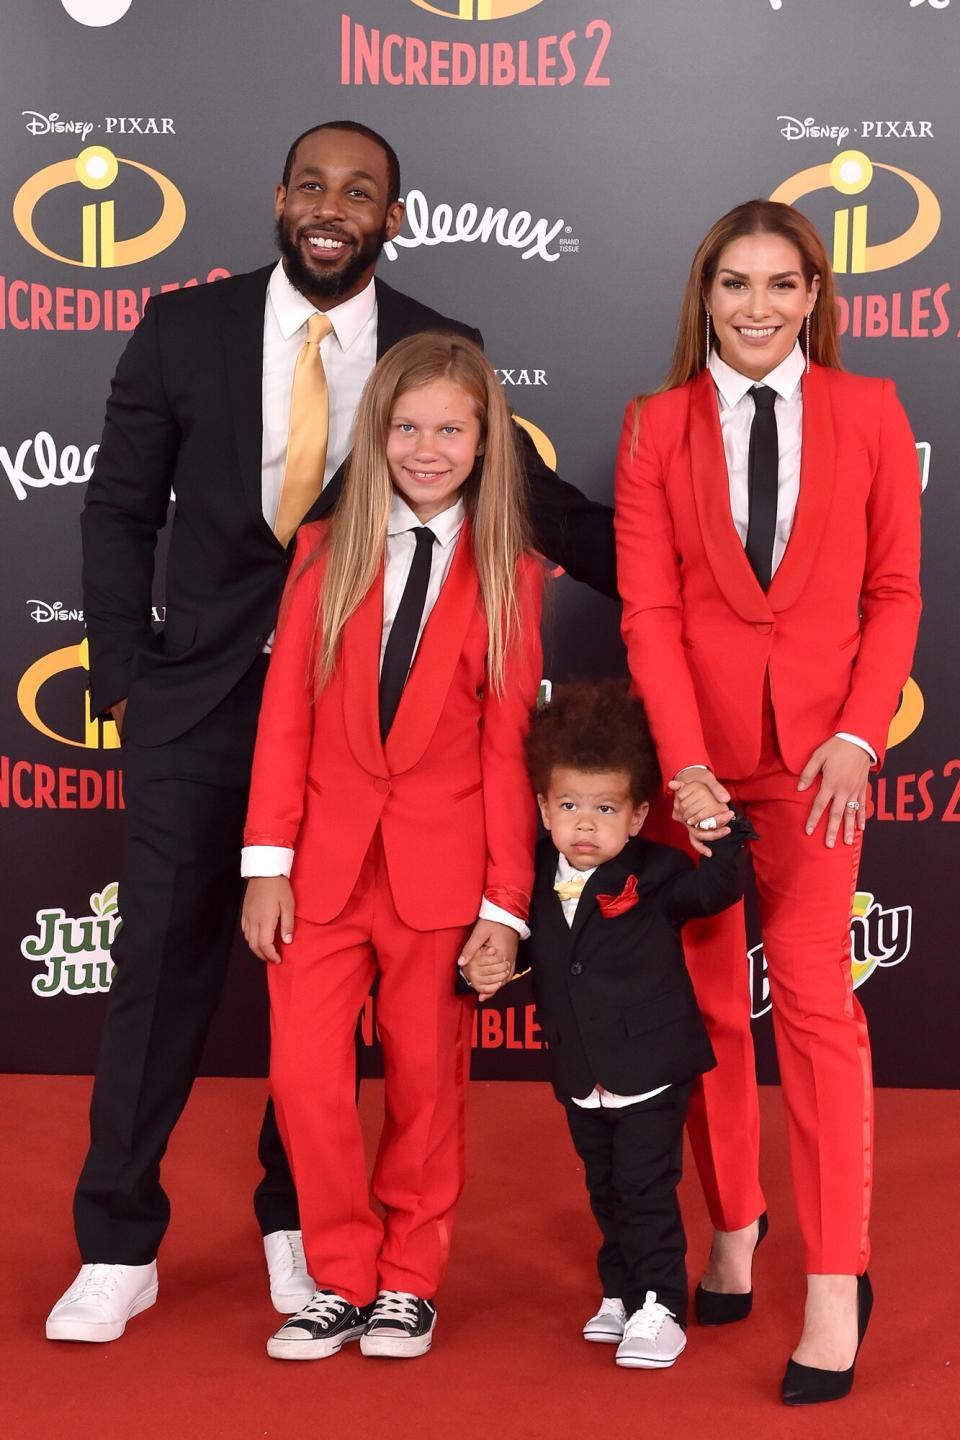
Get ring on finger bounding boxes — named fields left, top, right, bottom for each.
left=845, top=800, right=861, bottom=812
left=697, top=815, right=718, bottom=832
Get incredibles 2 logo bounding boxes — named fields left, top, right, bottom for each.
left=341, top=7, right=612, bottom=87
left=410, top=0, right=545, bottom=15
left=18, top=638, right=119, bottom=750
left=771, top=150, right=956, bottom=342
left=771, top=149, right=940, bottom=273
left=13, top=145, right=185, bottom=268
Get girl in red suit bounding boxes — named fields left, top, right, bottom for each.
left=241, top=333, right=543, bottom=1362
left=614, top=201, right=921, bottom=1404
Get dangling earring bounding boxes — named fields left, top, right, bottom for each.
left=705, top=308, right=711, bottom=366
left=805, top=311, right=812, bottom=373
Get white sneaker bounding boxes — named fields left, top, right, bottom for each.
left=264, top=1230, right=316, bottom=1314
left=45, top=1262, right=158, bottom=1343
left=583, top=1296, right=627, bottom=1343
left=615, top=1292, right=687, bottom=1369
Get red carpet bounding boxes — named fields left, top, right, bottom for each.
left=3, top=1077, right=956, bottom=1440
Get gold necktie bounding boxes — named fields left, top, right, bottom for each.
left=273, top=312, right=334, bottom=546
left=554, top=873, right=588, bottom=902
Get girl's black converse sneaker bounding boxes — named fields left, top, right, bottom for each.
left=266, top=1289, right=373, bottom=1360
left=360, top=1290, right=437, bottom=1358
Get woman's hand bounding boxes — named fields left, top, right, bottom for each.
left=459, top=920, right=518, bottom=1001
left=670, top=768, right=733, bottom=857
left=797, top=737, right=871, bottom=847
left=242, top=876, right=295, bottom=964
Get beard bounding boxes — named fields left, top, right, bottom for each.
left=275, top=214, right=389, bottom=301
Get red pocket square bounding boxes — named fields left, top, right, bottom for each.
left=596, top=874, right=639, bottom=918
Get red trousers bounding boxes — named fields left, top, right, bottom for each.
left=267, top=832, right=474, bottom=1305
left=666, top=698, right=872, bottom=1275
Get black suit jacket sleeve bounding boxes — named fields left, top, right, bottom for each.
left=319, top=420, right=618, bottom=599
left=81, top=298, right=177, bottom=718
left=662, top=817, right=756, bottom=926
left=514, top=422, right=618, bottom=599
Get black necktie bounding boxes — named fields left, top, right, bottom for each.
left=745, top=385, right=779, bottom=591
left=379, top=526, right=436, bottom=741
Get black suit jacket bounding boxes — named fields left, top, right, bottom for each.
left=524, top=823, right=754, bottom=1103
left=81, top=265, right=616, bottom=748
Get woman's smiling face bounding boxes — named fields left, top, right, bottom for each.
left=705, top=232, right=819, bottom=381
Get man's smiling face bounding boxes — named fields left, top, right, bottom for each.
left=274, top=128, right=404, bottom=306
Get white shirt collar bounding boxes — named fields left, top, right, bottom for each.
left=268, top=261, right=377, bottom=351
left=555, top=851, right=597, bottom=884
left=387, top=492, right=466, bottom=549
left=708, top=341, right=805, bottom=409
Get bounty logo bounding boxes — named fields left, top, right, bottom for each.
left=23, top=882, right=120, bottom=997
left=770, top=150, right=940, bottom=273
left=410, top=1, right=545, bottom=17
left=13, top=144, right=185, bottom=267
left=18, top=637, right=120, bottom=750
left=749, top=891, right=912, bottom=1018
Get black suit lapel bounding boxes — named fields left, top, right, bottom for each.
left=534, top=845, right=576, bottom=959
left=568, top=850, right=638, bottom=950
left=374, top=276, right=417, bottom=357
left=221, top=265, right=282, bottom=548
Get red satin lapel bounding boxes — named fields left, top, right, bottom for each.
left=688, top=371, right=772, bottom=624
left=767, top=363, right=837, bottom=613
left=341, top=564, right=388, bottom=778
left=385, top=521, right=480, bottom=776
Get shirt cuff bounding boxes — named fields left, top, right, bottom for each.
left=477, top=897, right=531, bottom=941
left=835, top=732, right=878, bottom=764
left=241, top=845, right=294, bottom=878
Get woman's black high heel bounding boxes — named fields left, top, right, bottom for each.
left=694, top=1211, right=769, bottom=1325
left=781, top=1272, right=874, bottom=1406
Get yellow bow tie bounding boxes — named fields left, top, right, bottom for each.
left=554, top=873, right=588, bottom=901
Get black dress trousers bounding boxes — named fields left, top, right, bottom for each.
left=73, top=656, right=297, bottom=1263
left=564, top=1081, right=693, bottom=1322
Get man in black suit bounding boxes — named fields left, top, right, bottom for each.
left=471, top=681, right=752, bottom=1370
left=46, top=121, right=617, bottom=1344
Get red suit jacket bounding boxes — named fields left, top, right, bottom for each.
left=614, top=364, right=922, bottom=783
left=244, top=521, right=543, bottom=930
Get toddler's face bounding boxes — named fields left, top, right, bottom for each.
left=538, top=767, right=649, bottom=871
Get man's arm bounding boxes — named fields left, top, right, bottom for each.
left=515, top=423, right=618, bottom=599
left=80, top=299, right=178, bottom=721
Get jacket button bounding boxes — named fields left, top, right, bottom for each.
left=570, top=961, right=583, bottom=976
left=755, top=622, right=773, bottom=635
left=374, top=778, right=390, bottom=795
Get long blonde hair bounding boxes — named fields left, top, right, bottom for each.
left=308, top=331, right=530, bottom=696
left=640, top=199, right=842, bottom=408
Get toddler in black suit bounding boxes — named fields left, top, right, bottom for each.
left=520, top=680, right=753, bottom=1368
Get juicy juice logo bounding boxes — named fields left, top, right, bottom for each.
left=23, top=883, right=120, bottom=996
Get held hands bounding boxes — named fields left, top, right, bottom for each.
left=669, top=768, right=734, bottom=857
left=459, top=919, right=519, bottom=1001
left=797, top=737, right=871, bottom=847
left=242, top=876, right=295, bottom=964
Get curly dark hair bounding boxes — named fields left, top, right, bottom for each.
left=524, top=679, right=660, bottom=804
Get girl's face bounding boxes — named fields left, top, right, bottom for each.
left=705, top=232, right=819, bottom=382
left=386, top=377, right=483, bottom=523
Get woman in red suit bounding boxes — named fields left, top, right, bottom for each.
left=614, top=200, right=921, bottom=1404
left=241, top=332, right=543, bottom=1362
